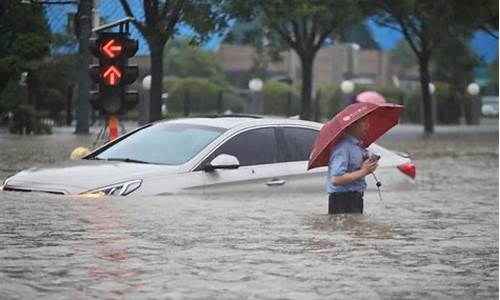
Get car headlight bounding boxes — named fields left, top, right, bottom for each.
left=79, top=179, right=142, bottom=197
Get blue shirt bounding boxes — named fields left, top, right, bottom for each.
left=327, top=134, right=368, bottom=194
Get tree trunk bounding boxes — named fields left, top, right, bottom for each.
left=66, top=84, right=74, bottom=126
left=149, top=42, right=165, bottom=122
left=75, top=0, right=92, bottom=134
left=418, top=55, right=434, bottom=134
left=299, top=54, right=314, bottom=120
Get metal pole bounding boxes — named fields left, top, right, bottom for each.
left=92, top=0, right=99, bottom=29
left=287, top=91, right=292, bottom=117
left=314, top=89, right=320, bottom=122
left=217, top=90, right=223, bottom=114
left=184, top=89, right=190, bottom=116
left=75, top=0, right=92, bottom=134
left=66, top=84, right=73, bottom=126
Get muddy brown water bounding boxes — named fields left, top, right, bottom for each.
left=0, top=126, right=498, bottom=299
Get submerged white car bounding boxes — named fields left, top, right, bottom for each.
left=2, top=116, right=415, bottom=196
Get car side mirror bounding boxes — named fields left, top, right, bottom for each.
left=204, top=154, right=240, bottom=172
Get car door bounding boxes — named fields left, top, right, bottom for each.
left=196, top=127, right=291, bottom=194
left=275, top=126, right=327, bottom=193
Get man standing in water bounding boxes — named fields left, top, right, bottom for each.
left=327, top=116, right=379, bottom=214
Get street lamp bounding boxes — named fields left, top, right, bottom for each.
left=428, top=82, right=436, bottom=125
left=467, top=83, right=480, bottom=96
left=340, top=79, right=354, bottom=107
left=467, top=82, right=481, bottom=125
left=142, top=75, right=151, bottom=91
left=249, top=78, right=263, bottom=92
left=428, top=82, right=436, bottom=95
left=346, top=43, right=360, bottom=79
left=140, top=75, right=152, bottom=124
left=248, top=78, right=264, bottom=114
left=340, top=80, right=354, bottom=94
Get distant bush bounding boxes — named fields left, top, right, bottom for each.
left=163, top=76, right=244, bottom=115
left=402, top=88, right=422, bottom=123
left=403, top=83, right=462, bottom=124
left=434, top=82, right=462, bottom=124
left=317, top=84, right=407, bottom=122
left=262, top=80, right=300, bottom=116
left=8, top=104, right=51, bottom=135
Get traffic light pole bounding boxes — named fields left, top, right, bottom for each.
left=75, top=0, right=92, bottom=134
left=87, top=17, right=138, bottom=145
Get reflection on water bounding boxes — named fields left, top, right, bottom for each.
left=0, top=133, right=498, bottom=299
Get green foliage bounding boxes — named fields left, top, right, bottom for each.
left=390, top=39, right=417, bottom=74
left=0, top=81, right=27, bottom=115
left=226, top=0, right=368, bottom=120
left=118, top=0, right=231, bottom=121
left=402, top=83, right=462, bottom=124
left=317, top=84, right=408, bottom=121
left=164, top=39, right=226, bottom=83
left=163, top=76, right=244, bottom=114
left=487, top=57, right=499, bottom=94
left=0, top=1, right=52, bottom=122
left=376, top=86, right=406, bottom=105
left=431, top=37, right=478, bottom=94
left=161, top=39, right=246, bottom=115
left=434, top=82, right=462, bottom=124
left=367, top=0, right=493, bottom=131
left=318, top=86, right=343, bottom=120
left=0, top=2, right=51, bottom=57
left=402, top=88, right=422, bottom=124
left=262, top=80, right=300, bottom=116
left=8, top=104, right=51, bottom=135
left=31, top=56, right=78, bottom=122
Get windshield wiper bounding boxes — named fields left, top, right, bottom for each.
left=85, top=156, right=102, bottom=160
left=105, top=158, right=152, bottom=164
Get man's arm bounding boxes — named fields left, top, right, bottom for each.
left=332, top=160, right=378, bottom=186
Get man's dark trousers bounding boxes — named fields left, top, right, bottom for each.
left=328, top=191, right=364, bottom=214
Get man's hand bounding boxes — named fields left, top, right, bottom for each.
left=332, top=158, right=379, bottom=186
left=361, top=159, right=378, bottom=175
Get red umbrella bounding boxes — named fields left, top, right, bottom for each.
left=308, top=102, right=403, bottom=170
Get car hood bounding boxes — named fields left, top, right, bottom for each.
left=4, top=159, right=180, bottom=195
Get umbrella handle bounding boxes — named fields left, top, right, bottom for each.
left=371, top=173, right=382, bottom=201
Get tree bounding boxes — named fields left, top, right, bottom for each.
left=118, top=0, right=228, bottom=122
left=432, top=37, right=479, bottom=124
left=227, top=0, right=365, bottom=120
left=164, top=39, right=226, bottom=84
left=367, top=0, right=498, bottom=134
left=452, top=0, right=498, bottom=40
left=390, top=39, right=417, bottom=74
left=487, top=57, right=499, bottom=94
left=0, top=1, right=51, bottom=98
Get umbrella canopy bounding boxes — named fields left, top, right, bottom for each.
left=356, top=91, right=386, bottom=104
left=308, top=102, right=403, bottom=170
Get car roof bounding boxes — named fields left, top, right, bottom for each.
left=161, top=116, right=322, bottom=130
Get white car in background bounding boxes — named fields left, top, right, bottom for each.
left=2, top=116, right=416, bottom=196
left=481, top=96, right=499, bottom=117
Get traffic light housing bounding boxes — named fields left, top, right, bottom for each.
left=89, top=32, right=139, bottom=115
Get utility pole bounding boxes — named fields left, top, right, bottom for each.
left=75, top=0, right=92, bottom=134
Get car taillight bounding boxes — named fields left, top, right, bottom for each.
left=398, top=162, right=416, bottom=178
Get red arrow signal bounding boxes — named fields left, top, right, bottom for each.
left=101, top=39, right=123, bottom=59
left=102, top=66, right=122, bottom=85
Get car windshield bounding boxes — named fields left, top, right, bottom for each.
left=94, top=123, right=226, bottom=165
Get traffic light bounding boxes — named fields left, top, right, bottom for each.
left=89, top=32, right=139, bottom=115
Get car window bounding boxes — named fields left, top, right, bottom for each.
left=94, top=123, right=226, bottom=165
left=280, top=127, right=318, bottom=162
left=203, top=127, right=278, bottom=167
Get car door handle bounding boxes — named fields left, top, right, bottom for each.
left=266, top=179, right=286, bottom=187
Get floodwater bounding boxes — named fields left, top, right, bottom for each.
left=0, top=125, right=498, bottom=299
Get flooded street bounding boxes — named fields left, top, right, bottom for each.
left=0, top=124, right=498, bottom=299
